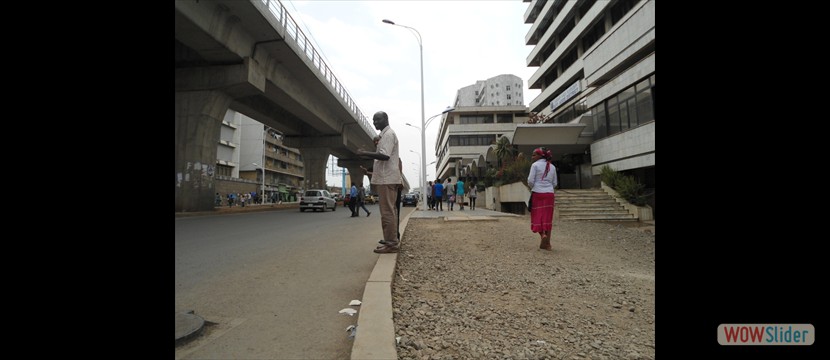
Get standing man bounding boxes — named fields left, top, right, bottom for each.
left=357, top=111, right=402, bottom=254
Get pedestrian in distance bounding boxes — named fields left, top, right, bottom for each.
left=357, top=111, right=403, bottom=254
left=433, top=178, right=443, bottom=211
left=445, top=177, right=455, bottom=211
left=527, top=147, right=558, bottom=251
left=357, top=183, right=371, bottom=217
left=468, top=181, right=478, bottom=210
left=349, top=184, right=359, bottom=217
left=426, top=181, right=434, bottom=210
left=455, top=176, right=465, bottom=210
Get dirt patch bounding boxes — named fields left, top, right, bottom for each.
left=392, top=215, right=655, bottom=359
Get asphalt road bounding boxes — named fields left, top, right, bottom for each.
left=175, top=204, right=414, bottom=359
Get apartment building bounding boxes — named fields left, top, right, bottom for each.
left=434, top=74, right=529, bottom=181
left=519, top=0, right=654, bottom=195
left=215, top=110, right=305, bottom=202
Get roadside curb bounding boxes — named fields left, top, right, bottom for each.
left=175, top=203, right=299, bottom=218
left=350, top=209, right=415, bottom=359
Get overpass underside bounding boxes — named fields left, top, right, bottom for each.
left=175, top=0, right=376, bottom=211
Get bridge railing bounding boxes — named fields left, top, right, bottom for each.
left=256, top=0, right=376, bottom=138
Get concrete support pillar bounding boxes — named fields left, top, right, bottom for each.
left=336, top=158, right=374, bottom=190
left=298, top=148, right=330, bottom=190
left=175, top=90, right=232, bottom=212
left=346, top=166, right=365, bottom=187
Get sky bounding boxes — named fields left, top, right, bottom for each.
left=281, top=0, right=541, bottom=189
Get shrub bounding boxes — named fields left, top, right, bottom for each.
left=482, top=167, right=498, bottom=187
left=615, top=175, right=647, bottom=206
left=600, top=165, right=621, bottom=188
left=502, top=155, right=531, bottom=186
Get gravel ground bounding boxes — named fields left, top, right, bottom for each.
left=392, top=215, right=655, bottom=360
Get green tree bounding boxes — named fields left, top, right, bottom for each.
left=494, top=136, right=514, bottom=168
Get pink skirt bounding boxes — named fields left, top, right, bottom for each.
left=530, top=192, right=555, bottom=233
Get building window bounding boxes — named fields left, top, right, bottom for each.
left=506, top=85, right=511, bottom=91
left=607, top=96, right=621, bottom=135
left=578, top=0, right=597, bottom=18
left=561, top=47, right=578, bottom=71
left=507, top=94, right=512, bottom=100
left=635, top=77, right=653, bottom=125
left=459, top=115, right=494, bottom=124
left=449, top=135, right=497, bottom=146
left=497, top=114, right=513, bottom=123
left=553, top=97, right=589, bottom=124
left=592, top=103, right=607, bottom=138
left=582, top=17, right=606, bottom=51
left=595, top=74, right=655, bottom=138
left=611, top=0, right=639, bottom=24
left=216, top=164, right=233, bottom=177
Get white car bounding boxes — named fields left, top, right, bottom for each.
left=299, top=189, right=337, bottom=212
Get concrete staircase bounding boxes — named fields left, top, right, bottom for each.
left=555, top=189, right=636, bottom=221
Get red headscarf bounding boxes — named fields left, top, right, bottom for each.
left=534, top=147, right=553, bottom=178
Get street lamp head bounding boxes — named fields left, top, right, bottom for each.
left=443, top=107, right=455, bottom=113
left=382, top=19, right=395, bottom=25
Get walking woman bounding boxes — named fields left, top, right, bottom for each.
left=527, top=147, right=558, bottom=250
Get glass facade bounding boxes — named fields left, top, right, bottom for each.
left=591, top=74, right=655, bottom=139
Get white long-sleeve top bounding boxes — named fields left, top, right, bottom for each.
left=527, top=159, right=557, bottom=193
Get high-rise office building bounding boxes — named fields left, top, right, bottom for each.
left=520, top=0, right=654, bottom=195
left=435, top=74, right=529, bottom=181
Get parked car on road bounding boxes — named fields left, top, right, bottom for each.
left=364, top=194, right=377, bottom=205
left=402, top=193, right=419, bottom=207
left=299, top=189, right=337, bottom=212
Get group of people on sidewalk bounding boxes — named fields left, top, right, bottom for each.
left=355, top=110, right=558, bottom=255
left=217, top=192, right=259, bottom=207
left=424, top=177, right=478, bottom=211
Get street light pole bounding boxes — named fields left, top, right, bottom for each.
left=409, top=151, right=421, bottom=195
left=383, top=18, right=427, bottom=210
left=406, top=106, right=454, bottom=200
